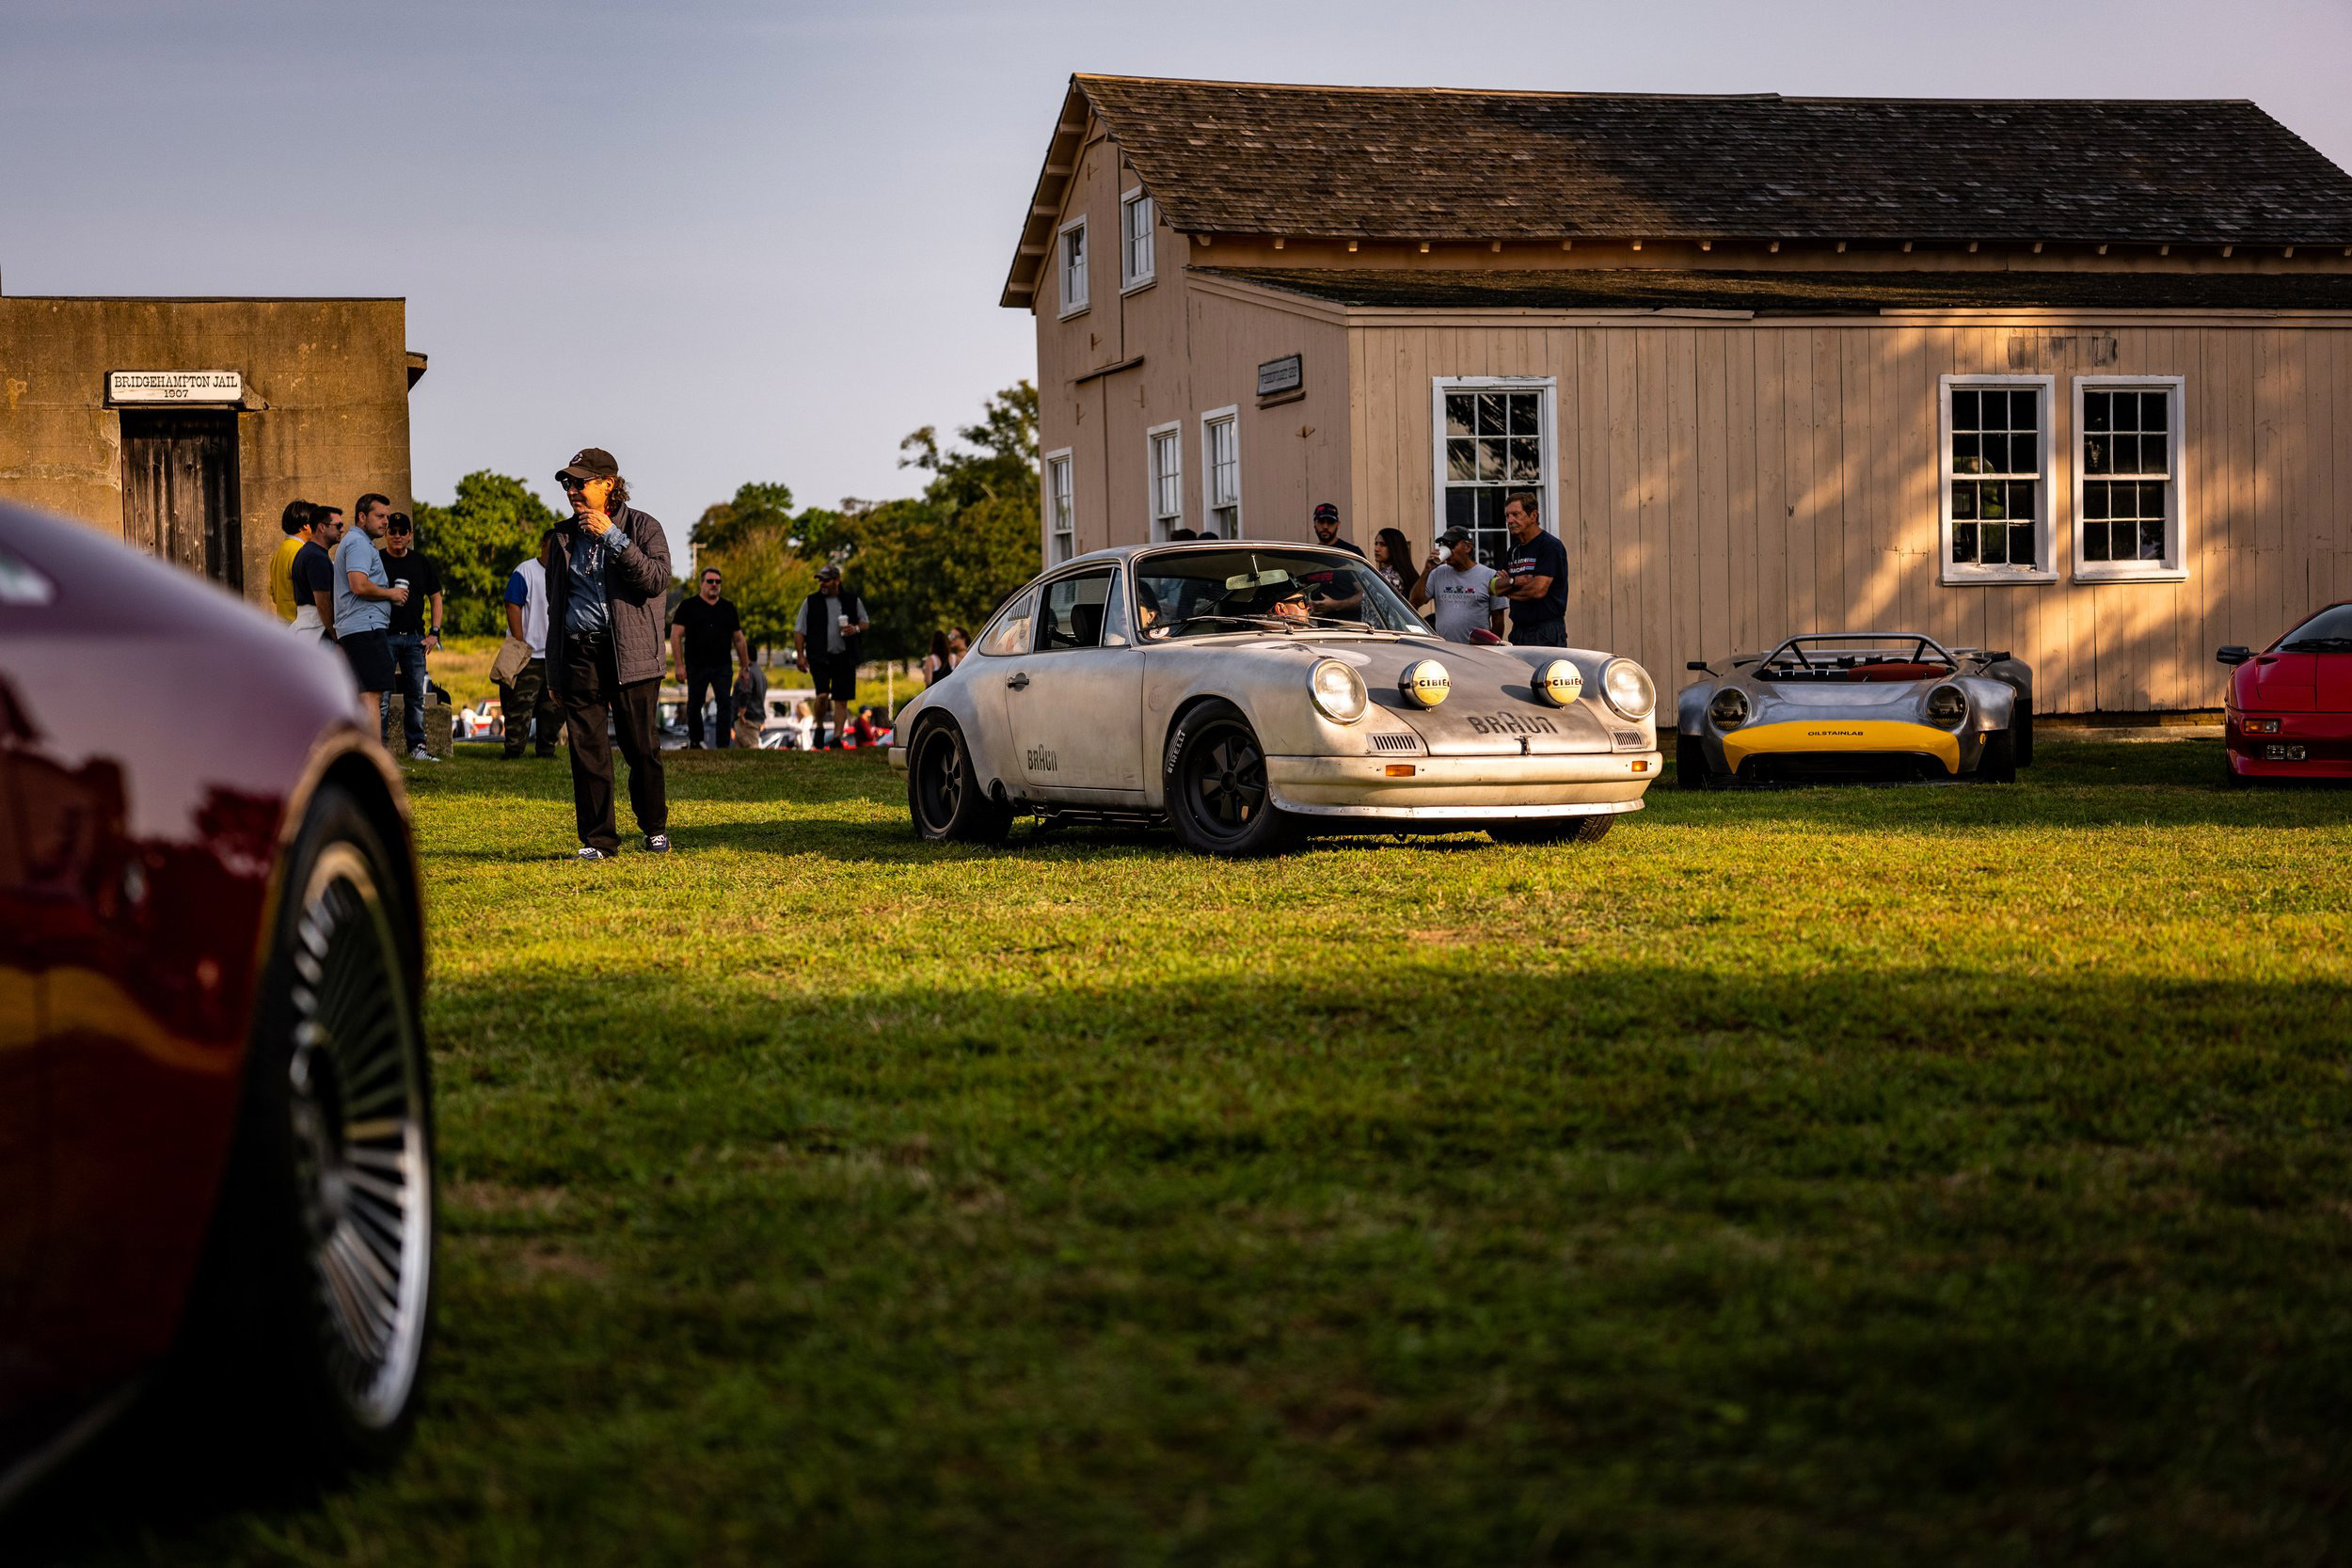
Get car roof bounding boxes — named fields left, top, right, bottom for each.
left=1059, top=540, right=1367, bottom=568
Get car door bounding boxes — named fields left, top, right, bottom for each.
left=1006, top=567, right=1144, bottom=800
left=0, top=684, right=42, bottom=1371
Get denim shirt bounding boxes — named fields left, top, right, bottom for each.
left=563, top=518, right=634, bottom=636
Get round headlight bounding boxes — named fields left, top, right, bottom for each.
left=1309, top=657, right=1368, bottom=723
left=1399, top=658, right=1451, bottom=708
left=1708, top=688, right=1751, bottom=729
left=1534, top=658, right=1583, bottom=707
left=1601, top=658, right=1656, bottom=721
left=1926, top=684, right=1968, bottom=728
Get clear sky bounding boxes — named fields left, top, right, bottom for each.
left=6, top=0, right=2347, bottom=524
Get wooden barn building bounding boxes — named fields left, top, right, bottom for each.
left=1002, top=77, right=2352, bottom=714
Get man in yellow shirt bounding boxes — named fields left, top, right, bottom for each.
left=266, top=499, right=314, bottom=622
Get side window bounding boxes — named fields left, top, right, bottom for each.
left=979, top=590, right=1036, bottom=657
left=1037, top=571, right=1117, bottom=651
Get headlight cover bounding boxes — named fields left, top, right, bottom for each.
left=1399, top=658, right=1451, bottom=708
left=1601, top=658, right=1656, bottom=721
left=1309, top=657, right=1369, bottom=722
left=1708, top=688, right=1751, bottom=729
left=1926, top=684, right=1968, bottom=728
left=1534, top=659, right=1583, bottom=706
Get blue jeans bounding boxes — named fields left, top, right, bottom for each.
left=383, top=632, right=429, bottom=752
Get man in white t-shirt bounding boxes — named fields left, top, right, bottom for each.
left=1410, top=530, right=1505, bottom=642
left=498, top=529, right=563, bottom=758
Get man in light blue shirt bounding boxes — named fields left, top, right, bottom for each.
left=332, top=492, right=407, bottom=706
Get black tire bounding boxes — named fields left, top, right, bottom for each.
left=1488, top=814, right=1615, bottom=846
left=2015, top=697, right=2035, bottom=767
left=907, top=719, right=1012, bottom=845
left=1676, top=734, right=1712, bottom=790
left=1163, top=701, right=1300, bottom=857
left=174, top=781, right=434, bottom=1476
left=1979, top=727, right=2018, bottom=784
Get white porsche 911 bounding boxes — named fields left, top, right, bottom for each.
left=888, top=542, right=1661, bottom=855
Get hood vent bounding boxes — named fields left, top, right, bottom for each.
left=1368, top=732, right=1422, bottom=753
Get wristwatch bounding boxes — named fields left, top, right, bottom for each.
left=430, top=626, right=443, bottom=637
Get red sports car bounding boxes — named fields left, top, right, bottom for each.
left=0, top=501, right=433, bottom=1508
left=2218, top=601, right=2352, bottom=784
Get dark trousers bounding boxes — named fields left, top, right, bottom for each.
left=382, top=632, right=429, bottom=752
left=499, top=657, right=562, bottom=758
left=560, top=635, right=666, bottom=852
left=1509, top=616, right=1568, bottom=648
left=684, top=662, right=734, bottom=748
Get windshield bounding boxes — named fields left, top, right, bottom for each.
left=2280, top=604, right=2352, bottom=650
left=1133, top=547, right=1431, bottom=640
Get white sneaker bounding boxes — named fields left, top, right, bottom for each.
left=408, top=746, right=439, bottom=763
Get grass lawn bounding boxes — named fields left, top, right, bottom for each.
left=39, top=740, right=2352, bottom=1565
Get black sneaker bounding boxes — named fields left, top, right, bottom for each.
left=644, top=832, right=672, bottom=853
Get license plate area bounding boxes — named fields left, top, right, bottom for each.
left=2265, top=744, right=2308, bottom=762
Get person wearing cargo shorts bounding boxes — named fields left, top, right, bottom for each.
left=792, top=564, right=868, bottom=749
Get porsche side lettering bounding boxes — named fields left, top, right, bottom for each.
left=1026, top=745, right=1058, bottom=772
left=1465, top=713, right=1558, bottom=736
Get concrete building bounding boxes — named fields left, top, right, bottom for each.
left=1003, top=78, right=2352, bottom=713
left=0, top=293, right=424, bottom=605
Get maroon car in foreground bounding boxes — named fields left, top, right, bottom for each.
left=0, top=501, right=433, bottom=1510
left=2218, top=601, right=2352, bottom=784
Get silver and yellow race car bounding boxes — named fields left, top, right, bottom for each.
left=888, top=542, right=1661, bottom=854
left=1674, top=633, right=2034, bottom=786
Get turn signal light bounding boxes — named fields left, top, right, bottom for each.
left=2243, top=718, right=2281, bottom=735
left=1630, top=760, right=1650, bottom=773
left=1384, top=764, right=1416, bottom=777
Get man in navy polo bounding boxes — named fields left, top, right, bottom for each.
left=1490, top=491, right=1568, bottom=647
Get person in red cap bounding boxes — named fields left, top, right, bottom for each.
left=545, top=447, right=675, bottom=859
left=1311, top=501, right=1363, bottom=557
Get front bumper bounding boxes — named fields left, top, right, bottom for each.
left=1717, top=719, right=1964, bottom=775
left=887, top=745, right=908, bottom=773
left=2224, top=713, right=2352, bottom=778
left=1264, top=751, right=1659, bottom=817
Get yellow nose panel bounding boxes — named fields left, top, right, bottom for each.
left=1718, top=719, right=1961, bottom=772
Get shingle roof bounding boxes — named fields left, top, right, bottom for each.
left=1076, top=77, right=2352, bottom=246
left=1211, top=268, right=2352, bottom=315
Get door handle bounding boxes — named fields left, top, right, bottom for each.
left=1007, top=673, right=1030, bottom=690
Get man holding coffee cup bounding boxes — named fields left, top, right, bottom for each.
left=381, top=510, right=445, bottom=761
left=544, top=447, right=675, bottom=860
left=792, top=564, right=869, bottom=750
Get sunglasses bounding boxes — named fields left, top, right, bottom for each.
left=556, top=475, right=598, bottom=490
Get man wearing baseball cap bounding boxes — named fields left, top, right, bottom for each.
left=545, top=447, right=675, bottom=859
left=1310, top=502, right=1363, bottom=557
left=793, top=563, right=871, bottom=750
left=1410, top=529, right=1506, bottom=643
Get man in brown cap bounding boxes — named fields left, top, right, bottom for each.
left=545, top=447, right=675, bottom=859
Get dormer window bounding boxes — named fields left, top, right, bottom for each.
left=1057, top=217, right=1089, bottom=318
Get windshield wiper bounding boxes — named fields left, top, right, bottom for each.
left=2281, top=638, right=2352, bottom=651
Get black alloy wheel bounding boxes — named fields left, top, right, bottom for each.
left=1675, top=734, right=1712, bottom=789
left=175, top=781, right=434, bottom=1475
left=909, top=720, right=1011, bottom=844
left=1164, top=702, right=1298, bottom=857
left=1488, top=814, right=1616, bottom=846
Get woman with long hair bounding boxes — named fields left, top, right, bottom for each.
left=925, top=629, right=956, bottom=685
left=1373, top=528, right=1419, bottom=599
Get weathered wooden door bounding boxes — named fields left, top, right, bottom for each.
left=119, top=410, right=242, bottom=592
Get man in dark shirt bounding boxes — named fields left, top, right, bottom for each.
left=289, top=505, right=342, bottom=640
left=668, top=567, right=748, bottom=748
left=1311, top=502, right=1365, bottom=556
left=381, top=512, right=446, bottom=760
left=1491, top=491, right=1569, bottom=647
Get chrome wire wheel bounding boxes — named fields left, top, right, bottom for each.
left=1187, top=723, right=1268, bottom=837
left=286, top=841, right=431, bottom=1433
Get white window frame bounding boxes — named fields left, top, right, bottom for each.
left=2072, top=374, right=2188, bottom=583
left=1200, top=406, right=1241, bottom=539
left=1428, top=376, right=1561, bottom=553
left=1146, top=420, right=1184, bottom=540
left=1120, top=187, right=1155, bottom=293
left=1042, top=448, right=1075, bottom=563
left=1057, top=216, right=1089, bottom=319
left=1938, top=373, right=2058, bottom=585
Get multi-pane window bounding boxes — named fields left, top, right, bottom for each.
left=1202, top=413, right=1240, bottom=538
left=1120, top=190, right=1154, bottom=290
left=1057, top=219, right=1089, bottom=316
left=2077, top=380, right=2183, bottom=576
left=1440, top=382, right=1547, bottom=567
left=1942, top=378, right=2051, bottom=578
left=1148, top=425, right=1183, bottom=539
left=1044, top=452, right=1074, bottom=562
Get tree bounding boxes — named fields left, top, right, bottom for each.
left=410, top=470, right=562, bottom=637
left=692, top=481, right=796, bottom=557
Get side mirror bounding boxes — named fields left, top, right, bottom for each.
left=1980, top=649, right=2010, bottom=662
left=2216, top=645, right=2252, bottom=667
left=1686, top=660, right=1712, bottom=673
